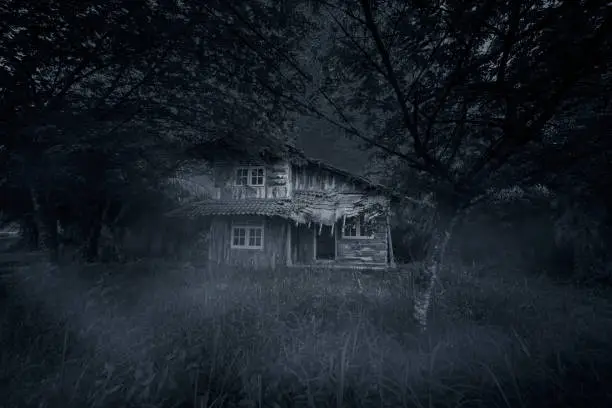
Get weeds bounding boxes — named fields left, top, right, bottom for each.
left=1, top=259, right=612, bottom=407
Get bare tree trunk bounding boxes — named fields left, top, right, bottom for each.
left=413, top=194, right=488, bottom=332
left=30, top=188, right=59, bottom=263
left=84, top=199, right=110, bottom=263
left=413, top=216, right=457, bottom=332
left=105, top=201, right=128, bottom=261
left=110, top=226, right=127, bottom=262
left=19, top=215, right=38, bottom=250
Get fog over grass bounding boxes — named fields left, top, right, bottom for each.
left=2, top=256, right=612, bottom=407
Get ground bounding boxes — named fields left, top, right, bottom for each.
left=1, top=256, right=612, bottom=407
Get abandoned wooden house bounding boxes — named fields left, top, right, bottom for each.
left=172, top=144, right=396, bottom=270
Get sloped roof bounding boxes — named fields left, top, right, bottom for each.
left=168, top=191, right=389, bottom=226
left=172, top=199, right=295, bottom=218
left=285, top=144, right=391, bottom=193
left=189, top=137, right=394, bottom=196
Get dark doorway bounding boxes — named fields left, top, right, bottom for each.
left=315, top=225, right=335, bottom=260
left=291, top=223, right=315, bottom=264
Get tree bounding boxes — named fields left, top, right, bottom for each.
left=297, top=0, right=612, bottom=329
left=0, top=0, right=314, bottom=261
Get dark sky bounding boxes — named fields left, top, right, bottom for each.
left=295, top=115, right=370, bottom=176
left=291, top=12, right=372, bottom=177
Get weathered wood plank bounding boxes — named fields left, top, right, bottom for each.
left=291, top=164, right=359, bottom=193
left=205, top=157, right=392, bottom=269
left=213, top=162, right=290, bottom=199
left=336, top=217, right=388, bottom=264
left=208, top=215, right=287, bottom=269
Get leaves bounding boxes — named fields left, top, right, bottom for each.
left=313, top=0, right=611, bottom=208
left=0, top=0, right=315, bottom=260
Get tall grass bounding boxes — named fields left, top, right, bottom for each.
left=1, top=258, right=612, bottom=407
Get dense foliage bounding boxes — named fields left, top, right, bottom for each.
left=298, top=0, right=612, bottom=284
left=0, top=0, right=313, bottom=261
left=314, top=0, right=609, bottom=202
left=1, top=0, right=610, bottom=276
left=2, top=3, right=612, bottom=406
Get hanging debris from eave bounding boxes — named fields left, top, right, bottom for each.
left=288, top=191, right=389, bottom=227
left=166, top=190, right=390, bottom=226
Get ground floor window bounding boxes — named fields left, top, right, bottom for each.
left=231, top=225, right=264, bottom=249
left=342, top=215, right=373, bottom=239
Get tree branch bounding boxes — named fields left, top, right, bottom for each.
left=326, top=10, right=389, bottom=83
left=360, top=0, right=451, bottom=182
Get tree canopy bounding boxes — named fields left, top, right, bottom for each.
left=0, top=0, right=313, bottom=260
left=307, top=0, right=611, bottom=210
left=1, top=0, right=610, bottom=266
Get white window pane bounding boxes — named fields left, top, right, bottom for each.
left=248, top=228, right=263, bottom=247
left=236, top=168, right=248, bottom=185
left=233, top=228, right=246, bottom=246
left=250, top=168, right=264, bottom=185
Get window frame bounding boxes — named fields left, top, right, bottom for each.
left=230, top=224, right=264, bottom=249
left=235, top=166, right=265, bottom=187
left=235, top=168, right=249, bottom=186
left=341, top=215, right=374, bottom=240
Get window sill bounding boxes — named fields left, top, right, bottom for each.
left=230, top=246, right=264, bottom=250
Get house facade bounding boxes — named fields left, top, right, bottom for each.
left=173, top=145, right=395, bottom=270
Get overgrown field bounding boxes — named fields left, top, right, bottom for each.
left=1, top=258, right=612, bottom=407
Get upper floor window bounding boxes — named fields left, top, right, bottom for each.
left=235, top=166, right=265, bottom=186
left=236, top=168, right=248, bottom=185
left=342, top=215, right=374, bottom=239
left=251, top=167, right=264, bottom=185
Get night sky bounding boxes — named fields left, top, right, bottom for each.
left=295, top=115, right=369, bottom=176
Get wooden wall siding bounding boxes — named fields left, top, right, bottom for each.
left=266, top=162, right=290, bottom=198
left=213, top=161, right=290, bottom=199
left=291, top=165, right=359, bottom=193
left=218, top=185, right=266, bottom=199
left=335, top=217, right=388, bottom=264
left=289, top=217, right=389, bottom=266
left=213, top=161, right=364, bottom=197
left=208, top=215, right=288, bottom=269
left=207, top=216, right=389, bottom=268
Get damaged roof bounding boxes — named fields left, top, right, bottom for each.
left=168, top=191, right=390, bottom=226
left=284, top=144, right=388, bottom=192
left=188, top=137, right=394, bottom=196
left=170, top=199, right=295, bottom=218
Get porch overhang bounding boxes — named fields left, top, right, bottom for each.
left=167, top=191, right=390, bottom=227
